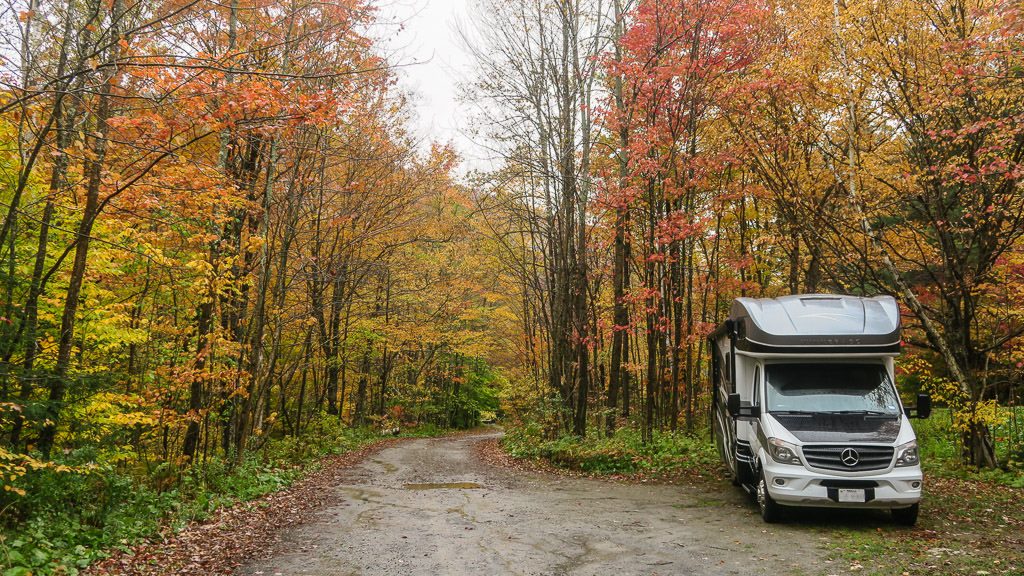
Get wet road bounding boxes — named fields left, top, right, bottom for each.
left=238, top=432, right=826, bottom=576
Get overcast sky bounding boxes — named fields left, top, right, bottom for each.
left=375, top=0, right=485, bottom=172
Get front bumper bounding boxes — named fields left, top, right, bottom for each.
left=762, top=460, right=922, bottom=509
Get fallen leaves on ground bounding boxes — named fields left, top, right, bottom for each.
left=83, top=439, right=404, bottom=576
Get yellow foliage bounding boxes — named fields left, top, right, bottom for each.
left=0, top=444, right=91, bottom=497
left=901, top=356, right=1009, bottom=432
left=63, top=393, right=158, bottom=457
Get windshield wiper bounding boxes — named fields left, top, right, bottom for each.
left=768, top=410, right=817, bottom=416
left=825, top=410, right=898, bottom=418
left=770, top=409, right=898, bottom=418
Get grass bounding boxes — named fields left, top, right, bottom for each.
left=0, top=420, right=443, bottom=576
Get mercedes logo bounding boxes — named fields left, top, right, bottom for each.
left=841, top=448, right=860, bottom=467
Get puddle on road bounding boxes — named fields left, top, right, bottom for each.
left=339, top=487, right=382, bottom=502
left=369, top=459, right=398, bottom=474
left=403, top=482, right=484, bottom=490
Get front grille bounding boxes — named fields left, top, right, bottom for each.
left=802, top=445, right=894, bottom=471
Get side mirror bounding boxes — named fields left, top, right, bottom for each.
left=916, top=393, right=932, bottom=419
left=727, top=393, right=760, bottom=419
left=727, top=393, right=741, bottom=418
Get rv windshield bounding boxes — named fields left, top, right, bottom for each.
left=764, top=363, right=901, bottom=416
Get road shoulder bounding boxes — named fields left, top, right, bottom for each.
left=82, top=438, right=406, bottom=576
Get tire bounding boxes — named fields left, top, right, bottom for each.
left=892, top=503, right=919, bottom=526
left=757, top=470, right=783, bottom=523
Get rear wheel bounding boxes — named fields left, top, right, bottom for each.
left=757, top=470, right=782, bottom=523
left=892, top=503, right=919, bottom=526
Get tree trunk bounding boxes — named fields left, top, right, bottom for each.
left=183, top=296, right=214, bottom=461
left=38, top=0, right=122, bottom=456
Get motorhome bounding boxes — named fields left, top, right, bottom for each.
left=709, top=294, right=931, bottom=525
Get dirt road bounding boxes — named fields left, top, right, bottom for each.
left=239, top=432, right=827, bottom=575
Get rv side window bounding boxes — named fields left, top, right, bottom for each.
left=752, top=365, right=761, bottom=407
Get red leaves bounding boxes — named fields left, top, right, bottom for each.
left=656, top=211, right=708, bottom=244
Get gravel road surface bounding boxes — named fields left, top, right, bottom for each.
left=239, top=432, right=827, bottom=576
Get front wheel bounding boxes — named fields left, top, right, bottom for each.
left=756, top=470, right=783, bottom=523
left=892, top=503, right=919, bottom=526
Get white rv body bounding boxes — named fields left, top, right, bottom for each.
left=710, top=295, right=928, bottom=524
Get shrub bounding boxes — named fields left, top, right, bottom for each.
left=503, top=424, right=718, bottom=476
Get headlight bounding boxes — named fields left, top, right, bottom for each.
left=895, top=440, right=919, bottom=467
left=768, top=437, right=801, bottom=465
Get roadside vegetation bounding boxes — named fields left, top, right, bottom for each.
left=0, top=422, right=451, bottom=576
left=915, top=408, right=1024, bottom=487
left=503, top=423, right=719, bottom=479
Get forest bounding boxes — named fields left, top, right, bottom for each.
left=0, top=0, right=1021, bottom=573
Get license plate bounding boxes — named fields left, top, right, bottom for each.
left=838, top=488, right=866, bottom=503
